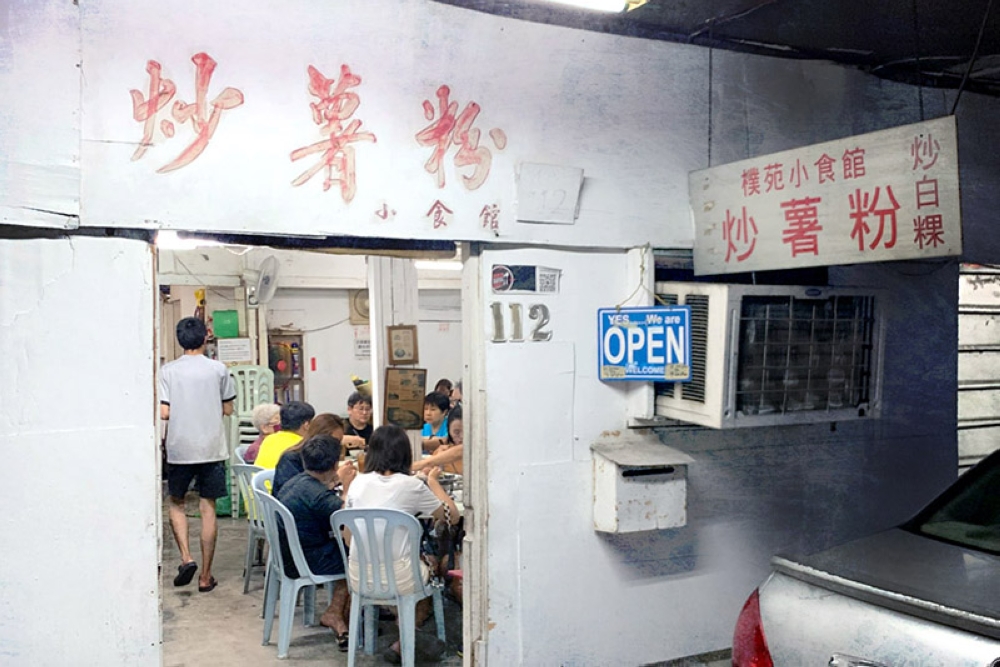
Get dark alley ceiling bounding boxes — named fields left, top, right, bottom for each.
left=434, top=0, right=1000, bottom=97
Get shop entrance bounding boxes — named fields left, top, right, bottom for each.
left=154, top=231, right=472, bottom=663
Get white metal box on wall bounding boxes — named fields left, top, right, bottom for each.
left=654, top=282, right=885, bottom=429
left=592, top=433, right=694, bottom=533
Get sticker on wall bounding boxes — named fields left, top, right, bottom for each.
left=491, top=264, right=561, bottom=294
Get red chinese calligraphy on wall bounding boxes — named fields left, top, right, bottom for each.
left=849, top=185, right=899, bottom=251
left=723, top=207, right=758, bottom=263
left=427, top=200, right=453, bottom=228
left=781, top=196, right=823, bottom=256
left=374, top=203, right=396, bottom=220
left=480, top=204, right=500, bottom=231
left=415, top=85, right=506, bottom=190
left=129, top=53, right=244, bottom=173
left=290, top=64, right=377, bottom=203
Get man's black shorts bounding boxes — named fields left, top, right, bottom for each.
left=167, top=461, right=227, bottom=500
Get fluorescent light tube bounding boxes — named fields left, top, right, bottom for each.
left=541, top=0, right=626, bottom=12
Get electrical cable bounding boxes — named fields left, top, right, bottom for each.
left=172, top=255, right=241, bottom=300
left=951, top=0, right=995, bottom=115
left=911, top=0, right=925, bottom=120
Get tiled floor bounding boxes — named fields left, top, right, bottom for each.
left=161, top=499, right=463, bottom=666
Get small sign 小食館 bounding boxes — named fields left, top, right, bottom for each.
left=690, top=115, right=961, bottom=275
left=597, top=306, right=691, bottom=382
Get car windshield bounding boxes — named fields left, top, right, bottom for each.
left=906, top=453, right=1000, bottom=555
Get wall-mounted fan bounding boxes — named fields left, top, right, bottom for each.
left=247, top=255, right=280, bottom=308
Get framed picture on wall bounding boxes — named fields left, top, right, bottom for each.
left=383, top=367, right=427, bottom=429
left=387, top=324, right=419, bottom=365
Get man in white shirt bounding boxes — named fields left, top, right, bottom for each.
left=159, top=317, right=237, bottom=592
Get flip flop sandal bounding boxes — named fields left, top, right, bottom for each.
left=198, top=577, right=218, bottom=592
left=335, top=631, right=350, bottom=652
left=173, top=561, right=197, bottom=587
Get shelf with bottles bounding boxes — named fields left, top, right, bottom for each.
left=268, top=332, right=305, bottom=403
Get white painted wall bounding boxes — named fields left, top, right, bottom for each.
left=265, top=287, right=461, bottom=413
left=0, top=0, right=79, bottom=228
left=0, top=237, right=159, bottom=665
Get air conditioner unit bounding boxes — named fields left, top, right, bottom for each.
left=654, top=282, right=884, bottom=429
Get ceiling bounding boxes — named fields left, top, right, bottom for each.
left=433, top=0, right=1000, bottom=97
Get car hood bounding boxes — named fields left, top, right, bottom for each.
left=772, top=528, right=1000, bottom=639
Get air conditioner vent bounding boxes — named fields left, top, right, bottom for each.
left=651, top=282, right=884, bottom=429
left=681, top=294, right=709, bottom=403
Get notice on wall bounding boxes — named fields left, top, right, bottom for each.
left=597, top=306, right=691, bottom=382
left=353, top=326, right=370, bottom=358
left=690, top=116, right=961, bottom=275
left=383, top=367, right=427, bottom=430
left=515, top=162, right=583, bottom=224
left=217, top=337, right=254, bottom=364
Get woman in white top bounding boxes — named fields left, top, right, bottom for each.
left=344, top=424, right=459, bottom=662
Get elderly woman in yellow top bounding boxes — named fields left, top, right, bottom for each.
left=253, top=401, right=314, bottom=469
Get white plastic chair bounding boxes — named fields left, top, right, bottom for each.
left=233, top=463, right=265, bottom=594
left=234, top=444, right=250, bottom=464
left=252, top=470, right=346, bottom=659
left=331, top=508, right=446, bottom=667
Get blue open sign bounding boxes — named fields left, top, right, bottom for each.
left=597, top=306, right=691, bottom=382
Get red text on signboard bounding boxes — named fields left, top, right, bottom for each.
left=723, top=207, right=758, bottom=263
left=849, top=185, right=899, bottom=251
left=781, top=196, right=823, bottom=257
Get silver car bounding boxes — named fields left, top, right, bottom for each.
left=733, top=450, right=1000, bottom=667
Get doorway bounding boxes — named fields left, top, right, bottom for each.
left=154, top=234, right=472, bottom=663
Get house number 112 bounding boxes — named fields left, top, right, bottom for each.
left=490, top=302, right=553, bottom=342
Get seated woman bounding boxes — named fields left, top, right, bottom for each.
left=243, top=403, right=280, bottom=464
left=273, top=413, right=346, bottom=496
left=345, top=424, right=459, bottom=663
left=412, top=404, right=463, bottom=476
left=275, top=435, right=357, bottom=650
left=421, top=392, right=450, bottom=454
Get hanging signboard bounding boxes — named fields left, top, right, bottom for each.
left=597, top=306, right=691, bottom=382
left=690, top=116, right=961, bottom=276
